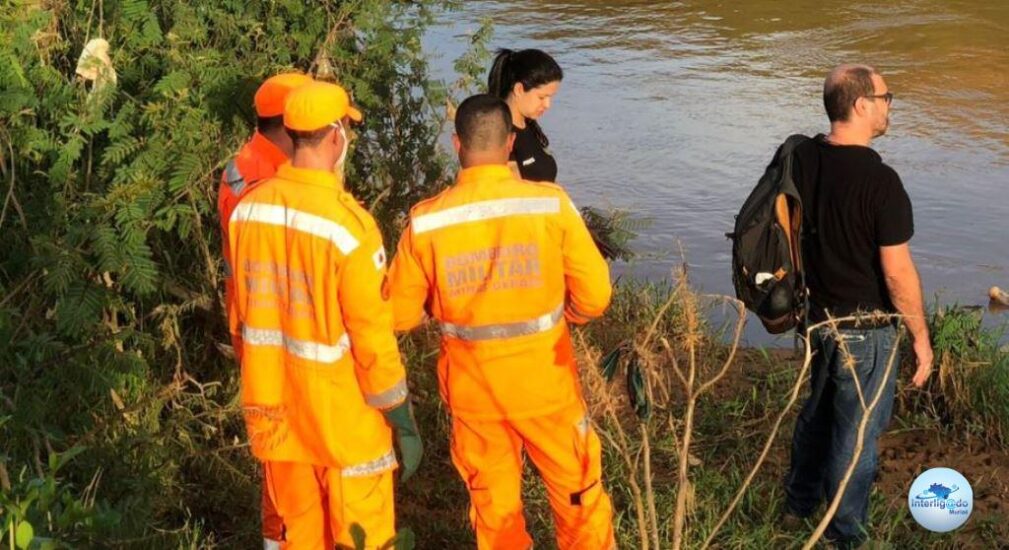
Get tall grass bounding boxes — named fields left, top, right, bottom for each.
left=899, top=304, right=1009, bottom=445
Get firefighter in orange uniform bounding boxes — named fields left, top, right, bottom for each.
left=217, top=71, right=312, bottom=548
left=388, top=94, right=615, bottom=550
left=228, top=81, right=423, bottom=550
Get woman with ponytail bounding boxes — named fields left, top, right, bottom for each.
left=487, top=49, right=631, bottom=260
left=487, top=48, right=563, bottom=182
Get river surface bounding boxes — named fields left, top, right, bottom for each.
left=424, top=1, right=1009, bottom=345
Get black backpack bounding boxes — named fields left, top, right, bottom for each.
left=728, top=135, right=810, bottom=334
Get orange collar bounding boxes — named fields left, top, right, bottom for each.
left=248, top=131, right=289, bottom=169
left=275, top=162, right=343, bottom=191
left=456, top=164, right=513, bottom=186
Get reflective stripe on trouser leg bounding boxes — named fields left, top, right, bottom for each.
left=450, top=416, right=533, bottom=550
left=517, top=403, right=616, bottom=550
left=340, top=449, right=397, bottom=478
left=331, top=470, right=396, bottom=549
left=264, top=462, right=396, bottom=550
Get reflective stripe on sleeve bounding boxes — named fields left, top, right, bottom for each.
left=412, top=197, right=561, bottom=234
left=242, top=326, right=352, bottom=364
left=439, top=302, right=564, bottom=341
left=230, top=202, right=360, bottom=255
left=263, top=539, right=281, bottom=550
left=225, top=160, right=247, bottom=195
left=363, top=379, right=408, bottom=409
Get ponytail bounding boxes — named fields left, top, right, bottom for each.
left=487, top=49, right=514, bottom=99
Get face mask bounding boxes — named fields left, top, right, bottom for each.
left=328, top=122, right=350, bottom=185
left=334, top=123, right=349, bottom=169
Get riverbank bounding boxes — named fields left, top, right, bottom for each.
left=3, top=2, right=1006, bottom=547
left=397, top=280, right=1009, bottom=549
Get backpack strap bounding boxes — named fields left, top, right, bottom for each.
left=797, top=140, right=825, bottom=338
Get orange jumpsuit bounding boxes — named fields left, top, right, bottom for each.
left=217, top=132, right=289, bottom=545
left=229, top=163, right=405, bottom=549
left=389, top=164, right=615, bottom=549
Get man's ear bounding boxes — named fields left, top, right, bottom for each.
left=852, top=97, right=868, bottom=120
left=505, top=132, right=516, bottom=156
left=452, top=134, right=462, bottom=155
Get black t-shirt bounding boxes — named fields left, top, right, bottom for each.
left=511, top=120, right=558, bottom=182
left=793, top=134, right=914, bottom=322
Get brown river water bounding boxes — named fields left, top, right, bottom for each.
left=425, top=0, right=1009, bottom=345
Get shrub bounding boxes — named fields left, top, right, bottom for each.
left=0, top=0, right=468, bottom=545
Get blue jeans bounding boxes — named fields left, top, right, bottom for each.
left=785, top=325, right=899, bottom=548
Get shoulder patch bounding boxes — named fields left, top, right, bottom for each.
left=372, top=246, right=387, bottom=270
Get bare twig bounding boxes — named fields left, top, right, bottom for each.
left=596, top=424, right=650, bottom=550
left=701, top=324, right=816, bottom=548
left=185, top=189, right=218, bottom=290
left=641, top=276, right=682, bottom=350
left=0, top=270, right=40, bottom=308
left=671, top=276, right=700, bottom=550
left=661, top=336, right=689, bottom=391
left=830, top=317, right=868, bottom=411
left=575, top=330, right=651, bottom=550
left=0, top=461, right=10, bottom=493
left=695, top=295, right=746, bottom=397
left=701, top=313, right=902, bottom=548
left=641, top=418, right=660, bottom=550
left=0, top=129, right=29, bottom=233
left=30, top=435, right=45, bottom=478
left=803, top=327, right=903, bottom=550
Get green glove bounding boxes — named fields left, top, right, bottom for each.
left=383, top=401, right=423, bottom=483
left=626, top=356, right=651, bottom=420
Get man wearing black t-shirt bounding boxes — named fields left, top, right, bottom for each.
left=783, top=64, right=934, bottom=549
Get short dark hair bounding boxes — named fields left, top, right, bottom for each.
left=455, top=94, right=512, bottom=150
left=488, top=49, right=563, bottom=99
left=286, top=127, right=332, bottom=148
left=257, top=115, right=285, bottom=133
left=823, top=65, right=878, bottom=122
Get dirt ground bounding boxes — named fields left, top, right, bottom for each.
left=721, top=348, right=1009, bottom=547
left=877, top=430, right=1009, bottom=546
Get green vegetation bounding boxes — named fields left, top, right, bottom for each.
left=1, top=1, right=1006, bottom=549
left=903, top=304, right=1009, bottom=444
left=0, top=0, right=474, bottom=546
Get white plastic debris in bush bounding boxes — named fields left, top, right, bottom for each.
left=75, top=38, right=117, bottom=92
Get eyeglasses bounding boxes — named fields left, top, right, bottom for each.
left=860, top=92, right=893, bottom=105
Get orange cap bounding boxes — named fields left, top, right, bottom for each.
left=254, top=72, right=313, bottom=117
left=283, top=81, right=363, bottom=132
